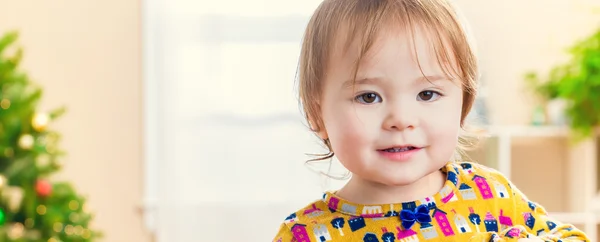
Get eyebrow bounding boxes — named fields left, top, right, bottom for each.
left=341, top=75, right=449, bottom=89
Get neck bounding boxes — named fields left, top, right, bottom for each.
left=336, top=169, right=446, bottom=205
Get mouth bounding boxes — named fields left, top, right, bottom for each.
left=378, top=146, right=421, bottom=152
left=377, top=145, right=423, bottom=162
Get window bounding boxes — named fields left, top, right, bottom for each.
left=143, top=0, right=339, bottom=241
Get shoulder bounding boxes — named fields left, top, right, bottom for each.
left=453, top=161, right=511, bottom=183
left=452, top=161, right=524, bottom=194
left=453, top=161, right=533, bottom=201
left=272, top=198, right=335, bottom=242
left=272, top=222, right=293, bottom=242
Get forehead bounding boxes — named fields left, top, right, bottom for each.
left=327, top=23, right=460, bottom=80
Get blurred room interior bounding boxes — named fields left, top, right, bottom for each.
left=0, top=0, right=599, bottom=241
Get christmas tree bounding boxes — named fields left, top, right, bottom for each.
left=0, top=31, right=101, bottom=241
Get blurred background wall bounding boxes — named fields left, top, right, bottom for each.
left=0, top=0, right=151, bottom=241
left=0, top=0, right=598, bottom=241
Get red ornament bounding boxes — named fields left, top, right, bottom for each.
left=36, top=180, right=52, bottom=197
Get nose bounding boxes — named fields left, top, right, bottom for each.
left=382, top=101, right=418, bottom=131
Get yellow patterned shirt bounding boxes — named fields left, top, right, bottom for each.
left=272, top=162, right=589, bottom=242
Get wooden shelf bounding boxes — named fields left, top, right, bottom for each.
left=548, top=211, right=600, bottom=224
left=485, top=125, right=569, bottom=137
left=548, top=211, right=600, bottom=240
left=476, top=125, right=599, bottom=240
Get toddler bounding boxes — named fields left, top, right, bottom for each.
left=273, top=0, right=589, bottom=241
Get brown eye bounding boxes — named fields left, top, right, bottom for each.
left=356, top=93, right=381, bottom=104
left=417, top=90, right=441, bottom=102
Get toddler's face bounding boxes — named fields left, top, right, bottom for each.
left=316, top=27, right=463, bottom=186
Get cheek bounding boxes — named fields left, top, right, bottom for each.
left=426, top=98, right=463, bottom=149
left=322, top=104, right=374, bottom=149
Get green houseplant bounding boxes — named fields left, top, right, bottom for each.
left=526, top=28, right=600, bottom=141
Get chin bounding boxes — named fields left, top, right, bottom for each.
left=372, top=173, right=423, bottom=187
left=381, top=177, right=421, bottom=187
left=376, top=165, right=443, bottom=187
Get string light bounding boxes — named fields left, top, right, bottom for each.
left=65, top=225, right=74, bottom=235
left=0, top=175, right=7, bottom=190
left=1, top=99, right=10, bottom=109
left=69, top=200, right=79, bottom=210
left=18, top=134, right=34, bottom=150
left=25, top=218, right=34, bottom=228
left=75, top=225, right=84, bottom=235
left=82, top=229, right=91, bottom=239
left=69, top=212, right=80, bottom=223
left=8, top=223, right=24, bottom=239
left=36, top=205, right=46, bottom=215
left=0, top=208, right=5, bottom=225
left=53, top=223, right=63, bottom=233
left=36, top=155, right=51, bottom=168
left=3, top=148, right=13, bottom=158
left=31, top=113, right=49, bottom=131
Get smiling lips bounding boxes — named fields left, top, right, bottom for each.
left=377, top=145, right=423, bottom=162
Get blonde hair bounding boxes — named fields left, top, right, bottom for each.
left=298, top=0, right=480, bottom=166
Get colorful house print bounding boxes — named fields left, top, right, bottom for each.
left=440, top=186, right=457, bottom=203
left=468, top=207, right=482, bottom=233
left=461, top=163, right=474, bottom=173
left=507, top=182, right=514, bottom=196
left=505, top=227, right=521, bottom=238
left=396, top=227, right=419, bottom=242
left=284, top=213, right=298, bottom=223
left=313, top=224, right=331, bottom=242
left=402, top=201, right=417, bottom=210
left=493, top=181, right=510, bottom=198
left=453, top=211, right=471, bottom=233
left=328, top=197, right=340, bottom=210
left=331, top=217, right=345, bottom=236
left=447, top=171, right=458, bottom=185
left=524, top=212, right=536, bottom=229
left=432, top=208, right=455, bottom=236
left=472, top=175, right=493, bottom=199
left=381, top=227, right=395, bottom=242
left=384, top=204, right=399, bottom=217
left=547, top=221, right=557, bottom=230
left=528, top=201, right=537, bottom=211
left=362, top=205, right=384, bottom=218
left=348, top=216, right=367, bottom=232
left=536, top=228, right=547, bottom=237
left=363, top=232, right=379, bottom=242
left=291, top=224, right=311, bottom=242
left=420, top=197, right=436, bottom=210
left=342, top=203, right=357, bottom=215
left=484, top=212, right=498, bottom=232
left=304, top=204, right=324, bottom=218
left=498, top=209, right=513, bottom=231
left=458, top=183, right=476, bottom=200
left=420, top=222, right=438, bottom=240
